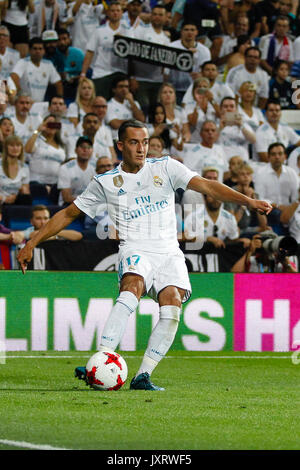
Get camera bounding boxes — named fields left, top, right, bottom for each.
left=259, top=231, right=298, bottom=258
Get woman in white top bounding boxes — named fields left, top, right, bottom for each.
left=0, top=0, right=35, bottom=57
left=157, top=82, right=191, bottom=145
left=67, top=77, right=96, bottom=128
left=25, top=114, right=66, bottom=203
left=186, top=77, right=220, bottom=143
left=0, top=117, right=14, bottom=154
left=0, top=134, right=31, bottom=204
left=237, top=81, right=265, bottom=161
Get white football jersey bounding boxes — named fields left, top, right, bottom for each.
left=11, top=57, right=61, bottom=102
left=74, top=156, right=197, bottom=253
left=57, top=159, right=95, bottom=205
left=0, top=163, right=29, bottom=196
left=0, top=47, right=20, bottom=80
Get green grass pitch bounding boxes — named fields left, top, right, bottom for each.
left=0, top=351, right=300, bottom=450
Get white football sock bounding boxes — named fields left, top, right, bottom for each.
left=100, top=291, right=138, bottom=351
left=135, top=305, right=181, bottom=377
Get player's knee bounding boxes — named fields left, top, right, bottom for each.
left=159, top=286, right=184, bottom=307
left=116, top=291, right=139, bottom=315
left=160, top=305, right=181, bottom=323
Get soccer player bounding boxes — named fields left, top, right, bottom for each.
left=17, top=119, right=272, bottom=391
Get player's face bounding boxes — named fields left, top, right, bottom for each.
left=118, top=127, right=149, bottom=173
left=31, top=210, right=50, bottom=230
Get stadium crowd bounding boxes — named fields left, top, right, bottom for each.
left=0, top=0, right=300, bottom=272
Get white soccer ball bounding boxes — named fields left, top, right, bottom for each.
left=85, top=351, right=128, bottom=391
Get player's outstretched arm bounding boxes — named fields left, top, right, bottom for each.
left=187, top=176, right=273, bottom=215
left=17, top=203, right=82, bottom=274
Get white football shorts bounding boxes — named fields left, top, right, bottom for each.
left=117, top=246, right=191, bottom=303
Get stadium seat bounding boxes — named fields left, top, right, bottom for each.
left=280, top=110, right=300, bottom=131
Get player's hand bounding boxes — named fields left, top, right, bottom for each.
left=247, top=199, right=272, bottom=215
left=17, top=242, right=33, bottom=274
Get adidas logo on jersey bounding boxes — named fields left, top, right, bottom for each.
left=118, top=188, right=126, bottom=196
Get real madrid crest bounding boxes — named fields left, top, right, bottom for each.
left=153, top=175, right=163, bottom=187
left=113, top=175, right=124, bottom=188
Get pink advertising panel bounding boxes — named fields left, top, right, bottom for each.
left=234, top=274, right=300, bottom=351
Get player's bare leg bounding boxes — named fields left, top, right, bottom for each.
left=130, top=286, right=185, bottom=391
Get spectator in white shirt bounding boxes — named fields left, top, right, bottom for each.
left=57, top=135, right=95, bottom=206
left=67, top=77, right=95, bottom=128
left=11, top=92, right=42, bottom=144
left=106, top=74, right=145, bottom=141
left=165, top=21, right=211, bottom=104
left=24, top=113, right=67, bottom=203
left=218, top=96, right=256, bottom=163
left=255, top=142, right=299, bottom=232
left=255, top=99, right=300, bottom=162
left=182, top=60, right=235, bottom=109
left=0, top=134, right=31, bottom=204
left=185, top=77, right=220, bottom=143
left=226, top=46, right=269, bottom=109
left=67, top=0, right=104, bottom=53
left=10, top=36, right=63, bottom=102
left=182, top=119, right=228, bottom=180
left=0, top=25, right=20, bottom=85
left=91, top=96, right=117, bottom=163
left=80, top=1, right=129, bottom=100
left=259, top=15, right=294, bottom=76
left=157, top=82, right=190, bottom=145
left=122, top=0, right=144, bottom=28
left=129, top=4, right=170, bottom=114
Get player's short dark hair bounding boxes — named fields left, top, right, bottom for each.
left=118, top=119, right=148, bottom=141
left=268, top=142, right=286, bottom=154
